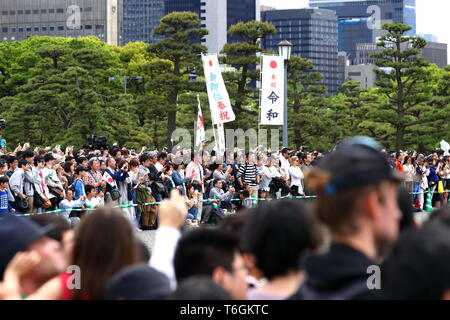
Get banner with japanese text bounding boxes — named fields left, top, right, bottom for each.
left=260, top=55, right=285, bottom=126
left=202, top=54, right=236, bottom=125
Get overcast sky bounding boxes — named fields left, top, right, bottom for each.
left=260, top=0, right=450, bottom=60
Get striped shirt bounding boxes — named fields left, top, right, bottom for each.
left=237, top=163, right=259, bottom=187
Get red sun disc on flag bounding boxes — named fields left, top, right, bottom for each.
left=270, top=61, right=277, bottom=69
left=108, top=177, right=113, bottom=183
left=209, top=60, right=213, bottom=67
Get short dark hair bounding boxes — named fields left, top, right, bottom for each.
left=218, top=211, right=252, bottom=252
left=243, top=200, right=321, bottom=280
left=7, top=156, right=17, bottom=164
left=0, top=176, right=9, bottom=184
left=21, top=150, right=35, bottom=159
left=157, top=152, right=167, bottom=161
left=382, top=213, right=450, bottom=299
left=171, top=276, right=231, bottom=300
left=213, top=179, right=222, bottom=187
left=34, top=156, right=45, bottom=167
left=85, top=185, right=95, bottom=194
left=281, top=148, right=290, bottom=155
left=139, top=154, right=149, bottom=164
left=18, top=159, right=28, bottom=168
left=174, top=228, right=237, bottom=282
left=63, top=161, right=73, bottom=173
left=44, top=154, right=54, bottom=163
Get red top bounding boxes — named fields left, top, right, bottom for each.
left=59, top=273, right=91, bottom=300
left=396, top=160, right=404, bottom=173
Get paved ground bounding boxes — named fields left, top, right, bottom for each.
left=135, top=230, right=157, bottom=253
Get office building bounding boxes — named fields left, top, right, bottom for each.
left=262, top=8, right=340, bottom=94
left=310, top=0, right=417, bottom=63
left=356, top=41, right=448, bottom=68
left=122, top=0, right=164, bottom=45
left=345, top=64, right=377, bottom=89
left=0, top=0, right=122, bottom=45
left=164, top=0, right=259, bottom=53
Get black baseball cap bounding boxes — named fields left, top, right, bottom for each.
left=0, top=216, right=54, bottom=280
left=105, top=264, right=171, bottom=300
left=318, top=143, right=403, bottom=195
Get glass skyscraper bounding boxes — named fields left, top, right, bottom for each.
left=122, top=0, right=164, bottom=45
left=310, top=0, right=417, bottom=64
left=262, top=8, right=339, bottom=94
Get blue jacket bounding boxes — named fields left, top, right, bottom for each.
left=0, top=189, right=12, bottom=215
left=72, top=179, right=86, bottom=201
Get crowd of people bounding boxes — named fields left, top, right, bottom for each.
left=2, top=137, right=450, bottom=300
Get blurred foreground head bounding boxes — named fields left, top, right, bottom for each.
left=305, top=140, right=403, bottom=257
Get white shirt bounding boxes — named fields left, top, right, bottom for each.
left=155, top=162, right=164, bottom=172
left=288, top=166, right=304, bottom=192
left=279, top=156, right=290, bottom=179
left=149, top=226, right=181, bottom=290
left=85, top=196, right=104, bottom=209
left=260, top=165, right=281, bottom=191
left=58, top=198, right=85, bottom=219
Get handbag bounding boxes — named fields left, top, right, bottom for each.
left=110, top=188, right=121, bottom=201
left=34, top=192, right=52, bottom=209
left=14, top=195, right=29, bottom=211
left=48, top=186, right=64, bottom=198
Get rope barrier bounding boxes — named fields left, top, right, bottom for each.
left=4, top=190, right=448, bottom=217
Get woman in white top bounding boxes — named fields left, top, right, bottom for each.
left=403, top=156, right=415, bottom=194
left=259, top=158, right=281, bottom=199
left=288, top=156, right=304, bottom=197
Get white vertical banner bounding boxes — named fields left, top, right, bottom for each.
left=202, top=54, right=236, bottom=125
left=216, top=123, right=226, bottom=155
left=195, top=95, right=206, bottom=147
left=260, top=55, right=285, bottom=126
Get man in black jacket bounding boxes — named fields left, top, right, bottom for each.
left=290, top=141, right=403, bottom=300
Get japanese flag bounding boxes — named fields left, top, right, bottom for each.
left=103, top=171, right=116, bottom=187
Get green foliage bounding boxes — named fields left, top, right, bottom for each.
left=369, top=23, right=450, bottom=151
left=1, top=20, right=449, bottom=153
left=221, top=21, right=276, bottom=130
left=148, top=11, right=209, bottom=148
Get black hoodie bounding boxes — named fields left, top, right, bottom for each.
left=289, top=244, right=378, bottom=300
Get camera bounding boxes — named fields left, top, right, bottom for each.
left=87, top=133, right=108, bottom=150
left=0, top=119, right=6, bottom=130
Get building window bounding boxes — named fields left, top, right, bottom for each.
left=49, top=9, right=55, bottom=13
left=58, top=26, right=64, bottom=31
left=26, top=27, right=32, bottom=32
left=33, top=9, right=39, bottom=14
left=41, top=9, right=47, bottom=14
left=50, top=26, right=55, bottom=31
left=1, top=11, right=8, bottom=15
left=41, top=27, right=47, bottom=31
left=56, top=8, right=64, bottom=13
left=25, top=10, right=31, bottom=14
left=2, top=27, right=8, bottom=33
left=17, top=10, right=23, bottom=14
left=34, top=27, right=39, bottom=32
left=85, top=7, right=92, bottom=12
left=11, top=28, right=16, bottom=32
left=95, top=25, right=104, bottom=30
left=85, top=25, right=92, bottom=30
left=10, top=10, right=15, bottom=15
left=18, top=28, right=23, bottom=32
